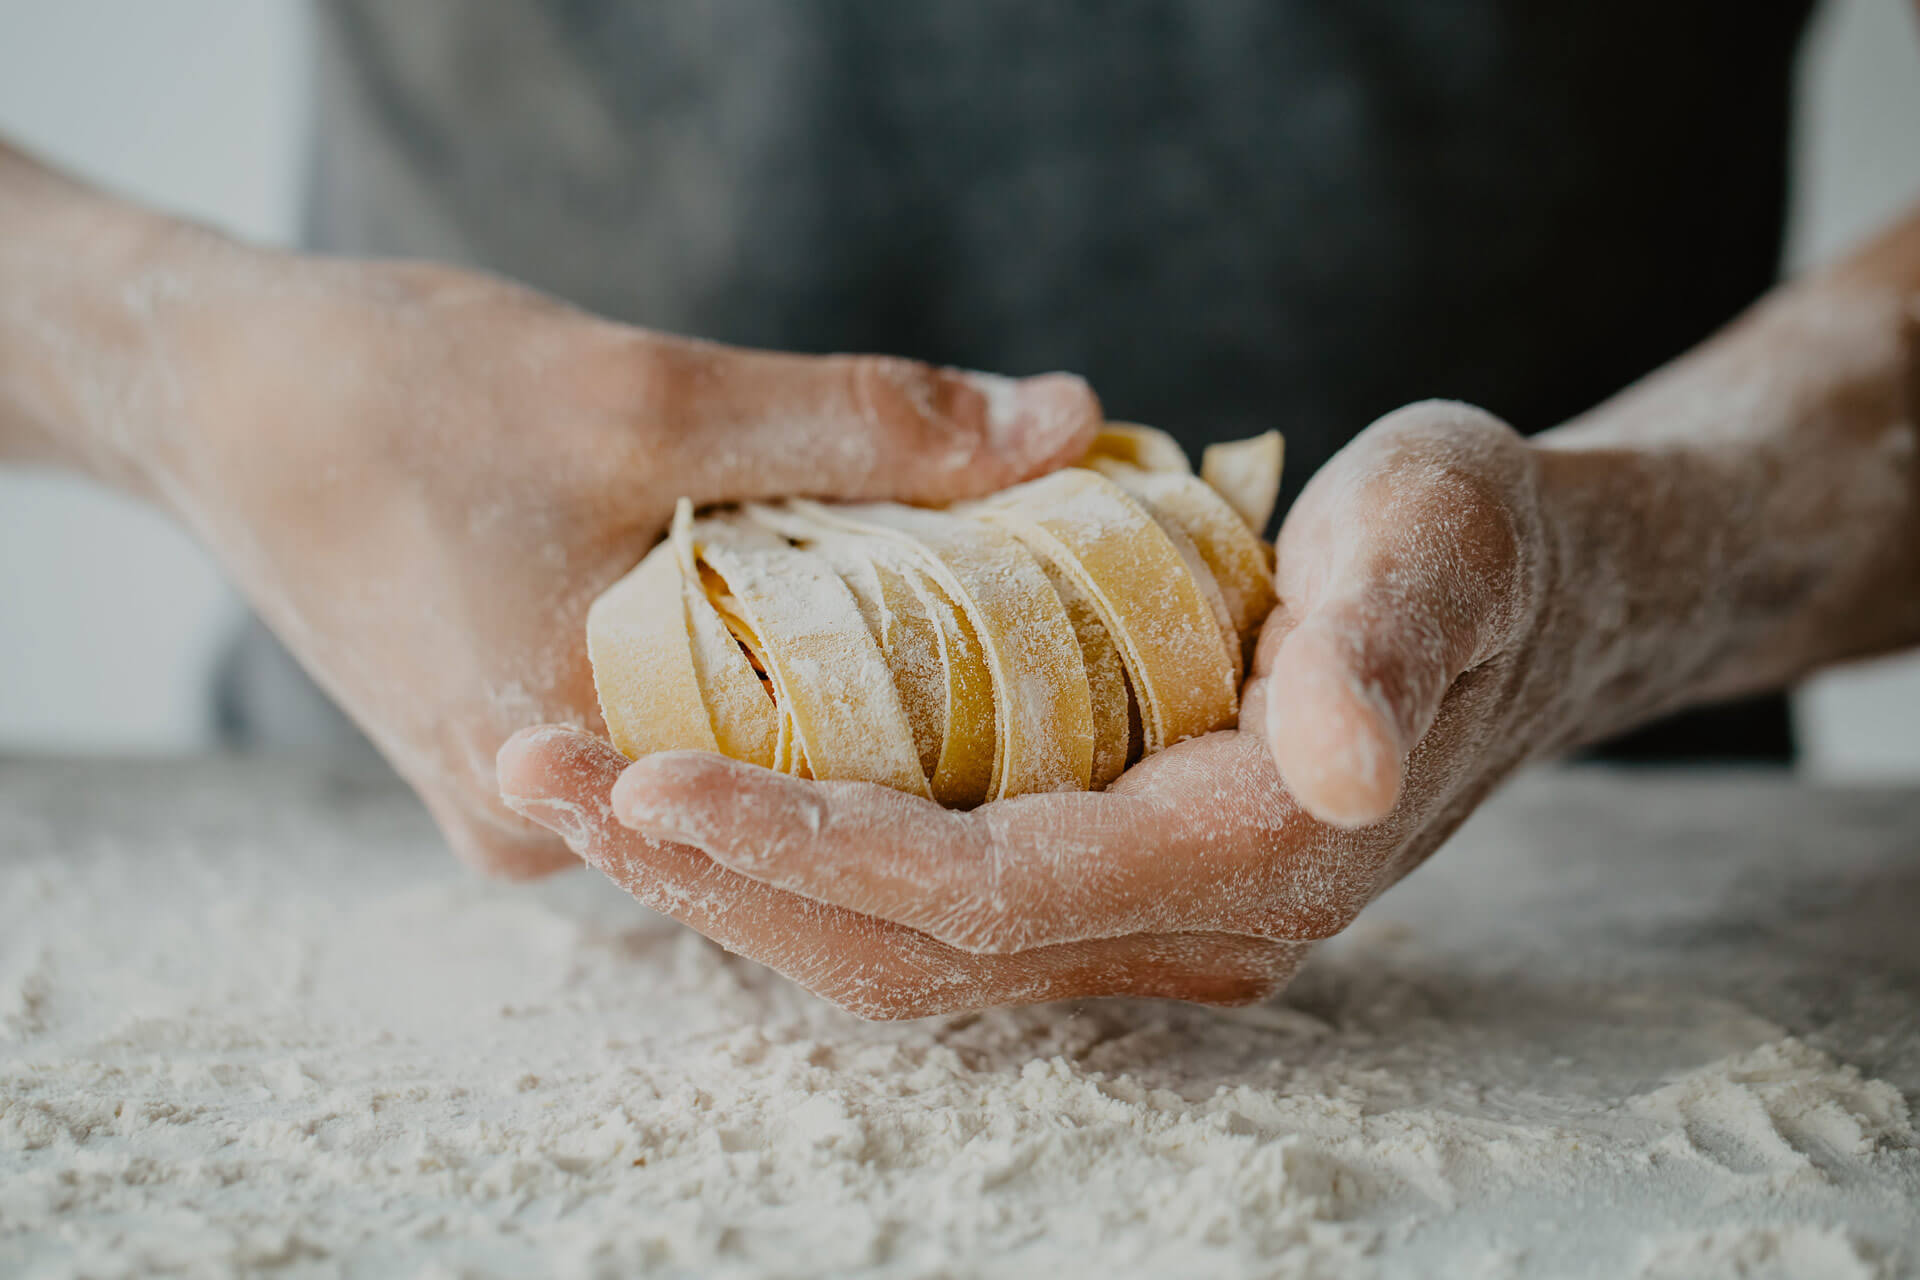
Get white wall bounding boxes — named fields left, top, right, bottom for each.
left=0, top=0, right=305, bottom=750
left=1, top=0, right=1917, bottom=768
left=1784, top=0, right=1920, bottom=779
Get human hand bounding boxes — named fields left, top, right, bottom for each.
left=499, top=401, right=1578, bottom=1015
left=143, top=242, right=1099, bottom=876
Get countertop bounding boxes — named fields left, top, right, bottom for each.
left=2, top=756, right=1917, bottom=1278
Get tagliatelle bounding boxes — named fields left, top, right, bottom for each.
left=668, top=505, right=779, bottom=769
left=1085, top=460, right=1277, bottom=671
left=969, top=468, right=1235, bottom=756
left=688, top=515, right=931, bottom=798
left=586, top=425, right=1285, bottom=805
left=1199, top=430, right=1286, bottom=535
left=770, top=499, right=1093, bottom=800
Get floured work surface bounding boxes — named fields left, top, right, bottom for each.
left=2, top=757, right=1918, bottom=1279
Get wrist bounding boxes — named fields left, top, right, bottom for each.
left=0, top=144, right=252, bottom=501
left=1533, top=253, right=1920, bottom=750
left=1521, top=438, right=1688, bottom=753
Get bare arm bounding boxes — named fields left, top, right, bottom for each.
left=1258, top=204, right=1920, bottom=826
left=1530, top=210, right=1920, bottom=751
left=0, top=138, right=1099, bottom=875
left=0, top=140, right=188, bottom=487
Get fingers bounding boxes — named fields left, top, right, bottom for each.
left=1261, top=600, right=1449, bottom=826
left=640, top=338, right=1103, bottom=508
left=612, top=731, right=1381, bottom=954
left=1263, top=401, right=1537, bottom=827
left=497, top=726, right=1305, bottom=1017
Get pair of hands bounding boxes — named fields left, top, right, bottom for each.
left=162, top=244, right=1570, bottom=1018
left=13, top=145, right=1914, bottom=1018
left=495, top=402, right=1557, bottom=1017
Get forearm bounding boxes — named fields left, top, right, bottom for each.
left=0, top=139, right=231, bottom=497
left=1533, top=205, right=1920, bottom=750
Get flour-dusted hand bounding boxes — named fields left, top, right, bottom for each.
left=0, top=144, right=1101, bottom=878
left=498, top=725, right=1311, bottom=1016
left=505, top=188, right=1920, bottom=1014
left=1258, top=401, right=1548, bottom=831
left=495, top=404, right=1557, bottom=1011
left=611, top=404, right=1554, bottom=951
left=171, top=262, right=1096, bottom=878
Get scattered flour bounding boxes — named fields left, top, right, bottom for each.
left=1635, top=1225, right=1884, bottom=1280
left=2, top=759, right=1917, bottom=1278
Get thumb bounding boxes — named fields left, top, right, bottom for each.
left=652, top=340, right=1102, bottom=506
left=1262, top=595, right=1478, bottom=828
left=1261, top=400, right=1535, bottom=827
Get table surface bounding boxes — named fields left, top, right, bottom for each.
left=2, top=756, right=1918, bottom=1279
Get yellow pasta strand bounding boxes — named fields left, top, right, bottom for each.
left=589, top=427, right=1284, bottom=806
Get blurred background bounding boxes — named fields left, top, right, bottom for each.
left=1, top=0, right=1917, bottom=773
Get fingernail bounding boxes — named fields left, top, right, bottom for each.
left=979, top=371, right=1100, bottom=467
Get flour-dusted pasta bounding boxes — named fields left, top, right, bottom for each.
left=587, top=426, right=1283, bottom=804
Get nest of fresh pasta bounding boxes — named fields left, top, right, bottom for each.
left=588, top=424, right=1283, bottom=807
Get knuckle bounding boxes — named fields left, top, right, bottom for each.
left=1285, top=402, right=1532, bottom=595
left=1437, top=472, right=1534, bottom=661
left=602, top=333, right=689, bottom=433
left=1372, top=399, right=1520, bottom=453
left=843, top=354, right=946, bottom=440
left=1039, top=371, right=1100, bottom=423
left=839, top=356, right=1003, bottom=492
left=1367, top=444, right=1523, bottom=556
left=1341, top=423, right=1538, bottom=667
left=1437, top=469, right=1527, bottom=581
left=550, top=331, right=689, bottom=496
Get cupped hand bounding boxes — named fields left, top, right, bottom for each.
left=502, top=401, right=1580, bottom=1016
left=157, top=245, right=1099, bottom=876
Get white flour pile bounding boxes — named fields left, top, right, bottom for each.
left=2, top=758, right=1917, bottom=1278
